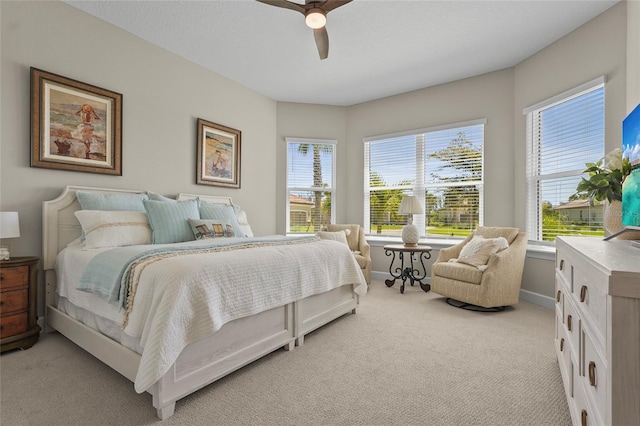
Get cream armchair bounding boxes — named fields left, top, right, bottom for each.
left=327, top=224, right=371, bottom=285
left=430, top=227, right=527, bottom=310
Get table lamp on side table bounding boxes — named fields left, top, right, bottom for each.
left=398, top=195, right=423, bottom=247
left=0, top=212, right=20, bottom=260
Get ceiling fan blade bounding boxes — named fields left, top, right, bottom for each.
left=319, top=0, right=353, bottom=13
left=255, top=0, right=305, bottom=14
left=313, top=27, right=329, bottom=60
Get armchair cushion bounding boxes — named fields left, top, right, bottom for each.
left=456, top=236, right=509, bottom=270
left=433, top=261, right=483, bottom=284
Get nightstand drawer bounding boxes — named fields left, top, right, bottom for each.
left=0, top=312, right=28, bottom=338
left=0, top=265, right=29, bottom=290
left=0, top=289, right=28, bottom=316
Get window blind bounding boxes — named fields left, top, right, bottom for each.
left=286, top=138, right=336, bottom=234
left=525, top=78, right=605, bottom=242
left=364, top=119, right=485, bottom=238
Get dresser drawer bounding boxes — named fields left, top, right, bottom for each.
left=556, top=313, right=573, bottom=397
left=582, top=326, right=607, bottom=422
left=564, top=294, right=580, bottom=355
left=573, top=265, right=607, bottom=342
left=556, top=253, right=572, bottom=290
left=0, top=312, right=28, bottom=338
left=0, top=288, right=28, bottom=316
left=555, top=279, right=565, bottom=321
left=0, top=265, right=29, bottom=290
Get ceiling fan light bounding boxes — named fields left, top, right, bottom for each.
left=305, top=9, right=326, bottom=29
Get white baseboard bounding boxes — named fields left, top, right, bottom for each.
left=372, top=271, right=554, bottom=310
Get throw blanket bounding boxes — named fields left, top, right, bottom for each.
left=77, top=236, right=367, bottom=393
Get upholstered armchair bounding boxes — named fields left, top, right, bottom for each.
left=430, top=227, right=527, bottom=309
left=327, top=224, right=371, bottom=285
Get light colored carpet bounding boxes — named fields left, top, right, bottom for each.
left=0, top=280, right=571, bottom=425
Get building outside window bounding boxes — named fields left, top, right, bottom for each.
left=364, top=119, right=485, bottom=239
left=286, top=138, right=336, bottom=234
left=524, top=77, right=605, bottom=242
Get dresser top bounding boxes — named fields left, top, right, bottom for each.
left=557, top=237, right=640, bottom=274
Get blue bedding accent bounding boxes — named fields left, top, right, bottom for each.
left=76, top=235, right=317, bottom=308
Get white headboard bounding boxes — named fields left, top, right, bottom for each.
left=42, top=186, right=234, bottom=271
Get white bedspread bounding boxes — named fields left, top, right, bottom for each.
left=112, top=238, right=367, bottom=393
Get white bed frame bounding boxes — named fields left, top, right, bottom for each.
left=43, top=186, right=359, bottom=420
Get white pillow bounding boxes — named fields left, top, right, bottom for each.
left=316, top=230, right=349, bottom=246
left=456, top=236, right=509, bottom=269
left=75, top=210, right=151, bottom=249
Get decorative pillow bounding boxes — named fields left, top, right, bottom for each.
left=232, top=204, right=254, bottom=237
left=74, top=210, right=151, bottom=249
left=456, top=236, right=509, bottom=269
left=316, top=230, right=349, bottom=247
left=188, top=219, right=235, bottom=239
left=199, top=201, right=244, bottom=237
left=76, top=191, right=148, bottom=211
left=147, top=191, right=176, bottom=202
left=143, top=199, right=200, bottom=244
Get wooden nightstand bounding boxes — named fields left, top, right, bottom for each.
left=0, top=256, right=40, bottom=352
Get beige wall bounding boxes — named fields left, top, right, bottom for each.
left=628, top=0, right=640, bottom=111
left=1, top=1, right=278, bottom=262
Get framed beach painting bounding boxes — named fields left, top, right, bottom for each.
left=30, top=67, right=122, bottom=175
left=196, top=118, right=241, bottom=188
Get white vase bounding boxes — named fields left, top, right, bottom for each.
left=603, top=200, right=640, bottom=240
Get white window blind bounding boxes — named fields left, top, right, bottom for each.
left=286, top=138, right=336, bottom=234
left=364, top=120, right=485, bottom=239
left=525, top=78, right=605, bottom=242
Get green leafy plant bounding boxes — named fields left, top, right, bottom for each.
left=575, top=148, right=632, bottom=203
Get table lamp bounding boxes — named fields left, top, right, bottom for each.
left=398, top=195, right=423, bottom=247
left=0, top=212, right=21, bottom=260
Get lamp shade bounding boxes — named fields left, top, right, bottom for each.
left=0, top=212, right=20, bottom=239
left=398, top=196, right=423, bottom=215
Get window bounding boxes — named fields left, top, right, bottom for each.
left=286, top=138, right=336, bottom=234
left=364, top=120, right=485, bottom=239
left=524, top=77, right=605, bottom=242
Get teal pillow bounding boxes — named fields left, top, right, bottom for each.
left=199, top=201, right=244, bottom=237
left=77, top=191, right=148, bottom=211
left=143, top=199, right=200, bottom=244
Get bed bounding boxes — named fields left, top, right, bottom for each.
left=43, top=186, right=367, bottom=420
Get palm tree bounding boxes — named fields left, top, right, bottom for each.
left=297, top=143, right=333, bottom=230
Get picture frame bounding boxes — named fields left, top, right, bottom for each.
left=196, top=118, right=241, bottom=188
left=30, top=67, right=122, bottom=175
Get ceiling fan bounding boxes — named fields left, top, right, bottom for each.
left=255, top=0, right=353, bottom=60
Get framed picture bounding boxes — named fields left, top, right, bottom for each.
left=196, top=118, right=241, bottom=188
left=30, top=67, right=122, bottom=175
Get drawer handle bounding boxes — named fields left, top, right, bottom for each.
left=567, top=315, right=572, bottom=331
left=559, top=259, right=565, bottom=271
left=560, top=338, right=564, bottom=351
left=580, top=285, right=587, bottom=303
left=556, top=290, right=561, bottom=303
left=581, top=409, right=588, bottom=426
left=589, top=361, right=597, bottom=387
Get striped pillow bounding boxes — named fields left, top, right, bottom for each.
left=74, top=210, right=151, bottom=249
left=143, top=199, right=200, bottom=244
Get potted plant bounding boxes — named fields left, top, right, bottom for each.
left=575, top=148, right=631, bottom=234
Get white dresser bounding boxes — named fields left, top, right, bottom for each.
left=555, top=236, right=640, bottom=426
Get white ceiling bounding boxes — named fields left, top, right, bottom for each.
left=65, top=0, right=619, bottom=106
